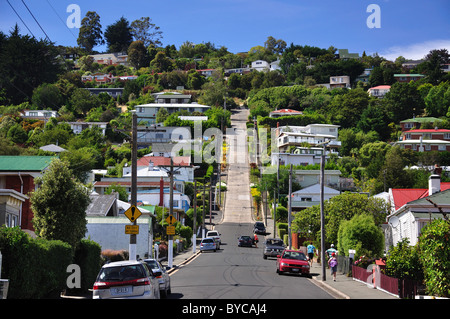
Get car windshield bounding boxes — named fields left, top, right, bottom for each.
left=202, top=238, right=214, bottom=243
left=241, top=236, right=251, bottom=240
left=97, top=265, right=146, bottom=282
left=255, top=223, right=264, bottom=228
left=266, top=239, right=283, bottom=246
left=282, top=251, right=307, bottom=261
left=208, top=232, right=218, bottom=236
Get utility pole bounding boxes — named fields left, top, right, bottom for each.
left=288, top=164, right=292, bottom=249
left=129, top=111, right=137, bottom=260
left=168, top=158, right=174, bottom=268
left=202, top=178, right=206, bottom=239
left=319, top=141, right=329, bottom=281
left=193, top=180, right=197, bottom=253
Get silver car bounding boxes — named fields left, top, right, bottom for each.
left=93, top=260, right=160, bottom=299
left=143, top=258, right=171, bottom=297
left=200, top=237, right=217, bottom=252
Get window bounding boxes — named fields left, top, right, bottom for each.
left=439, top=144, right=446, bottom=151
left=301, top=197, right=312, bottom=201
left=6, top=213, right=18, bottom=227
left=444, top=133, right=450, bottom=139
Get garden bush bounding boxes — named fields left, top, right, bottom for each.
left=337, top=213, right=384, bottom=258
left=73, top=239, right=102, bottom=293
left=0, top=226, right=73, bottom=298
left=418, top=219, right=450, bottom=297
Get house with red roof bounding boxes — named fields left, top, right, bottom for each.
left=367, top=85, right=390, bottom=98
left=385, top=170, right=450, bottom=247
left=269, top=109, right=303, bottom=118
left=394, top=128, right=450, bottom=152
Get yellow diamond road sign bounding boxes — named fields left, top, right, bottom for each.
left=124, top=205, right=142, bottom=223
left=165, top=215, right=176, bottom=225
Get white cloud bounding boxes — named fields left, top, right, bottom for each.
left=380, top=39, right=450, bottom=61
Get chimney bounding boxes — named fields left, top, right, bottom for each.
left=148, top=160, right=154, bottom=171
left=429, top=173, right=441, bottom=196
left=159, top=177, right=164, bottom=206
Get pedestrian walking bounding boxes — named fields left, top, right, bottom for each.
left=328, top=252, right=338, bottom=281
left=326, top=244, right=337, bottom=258
left=253, top=233, right=259, bottom=248
left=307, top=242, right=315, bottom=266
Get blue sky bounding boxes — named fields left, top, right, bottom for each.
left=1, top=0, right=449, bottom=61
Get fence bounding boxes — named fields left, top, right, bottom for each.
left=352, top=264, right=418, bottom=299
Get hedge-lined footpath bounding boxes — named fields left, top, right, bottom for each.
left=0, top=226, right=101, bottom=298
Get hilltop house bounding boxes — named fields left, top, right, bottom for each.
left=399, top=117, right=442, bottom=132
left=134, top=103, right=210, bottom=125
left=290, top=183, right=340, bottom=211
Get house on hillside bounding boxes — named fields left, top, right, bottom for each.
left=290, top=183, right=340, bottom=211
left=269, top=109, right=303, bottom=118
left=367, top=85, right=390, bottom=98
left=0, top=156, right=55, bottom=232
left=134, top=103, right=210, bottom=125
left=399, top=117, right=442, bottom=132
left=394, top=128, right=450, bottom=152
left=394, top=74, right=425, bottom=83
left=386, top=173, right=450, bottom=247
left=21, top=110, right=58, bottom=121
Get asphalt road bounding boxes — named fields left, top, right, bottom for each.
left=168, top=222, right=333, bottom=299
left=167, top=108, right=333, bottom=300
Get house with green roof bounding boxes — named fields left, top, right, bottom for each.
left=0, top=156, right=55, bottom=232
left=400, top=117, right=442, bottom=132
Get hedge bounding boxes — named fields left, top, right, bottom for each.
left=0, top=226, right=102, bottom=298
left=0, top=226, right=73, bottom=298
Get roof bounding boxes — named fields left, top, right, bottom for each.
left=86, top=194, right=117, bottom=216
left=39, top=144, right=66, bottom=153
left=0, top=156, right=55, bottom=172
left=394, top=74, right=425, bottom=77
left=138, top=156, right=191, bottom=167
left=391, top=183, right=450, bottom=210
left=292, top=183, right=340, bottom=195
left=404, top=129, right=450, bottom=133
left=400, top=117, right=440, bottom=123
left=94, top=181, right=171, bottom=187
left=270, top=109, right=303, bottom=114
left=368, top=85, right=391, bottom=90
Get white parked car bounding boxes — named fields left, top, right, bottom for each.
left=143, top=258, right=171, bottom=298
left=206, top=230, right=221, bottom=249
left=93, top=260, right=160, bottom=299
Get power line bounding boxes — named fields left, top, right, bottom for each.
left=6, top=0, right=35, bottom=38
left=21, top=0, right=51, bottom=42
left=45, top=0, right=77, bottom=40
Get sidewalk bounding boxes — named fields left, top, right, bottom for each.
left=309, top=262, right=398, bottom=299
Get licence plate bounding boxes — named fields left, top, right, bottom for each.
left=111, top=286, right=132, bottom=295
left=292, top=268, right=299, bottom=272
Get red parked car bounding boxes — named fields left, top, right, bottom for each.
left=276, top=249, right=311, bottom=277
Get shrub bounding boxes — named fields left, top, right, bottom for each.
left=0, top=226, right=73, bottom=298
left=418, top=219, right=450, bottom=297
left=337, top=214, right=384, bottom=258
left=385, top=238, right=423, bottom=282
left=73, top=239, right=102, bottom=292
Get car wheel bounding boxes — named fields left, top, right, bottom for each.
left=263, top=255, right=267, bottom=259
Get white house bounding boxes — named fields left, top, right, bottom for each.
left=386, top=174, right=450, bottom=247
left=66, top=121, right=109, bottom=136
left=251, top=60, right=270, bottom=72
left=368, top=85, right=390, bottom=98
left=136, top=188, right=190, bottom=215
left=291, top=183, right=340, bottom=211
left=135, top=103, right=210, bottom=124
left=21, top=110, right=58, bottom=120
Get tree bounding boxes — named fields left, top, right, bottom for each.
left=264, top=36, right=286, bottom=55
left=77, top=11, right=104, bottom=53
left=150, top=51, right=174, bottom=73
left=384, top=82, right=425, bottom=123
left=130, top=17, right=163, bottom=47
left=0, top=26, right=62, bottom=105
left=425, top=81, right=450, bottom=117
left=418, top=219, right=450, bottom=297
left=337, top=213, right=384, bottom=257
left=128, top=40, right=150, bottom=69
left=385, top=238, right=423, bottom=282
left=105, top=183, right=128, bottom=202
left=69, top=88, right=99, bottom=116
left=156, top=107, right=169, bottom=123
left=30, top=158, right=91, bottom=249
left=104, top=17, right=133, bottom=53
left=31, top=83, right=63, bottom=110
